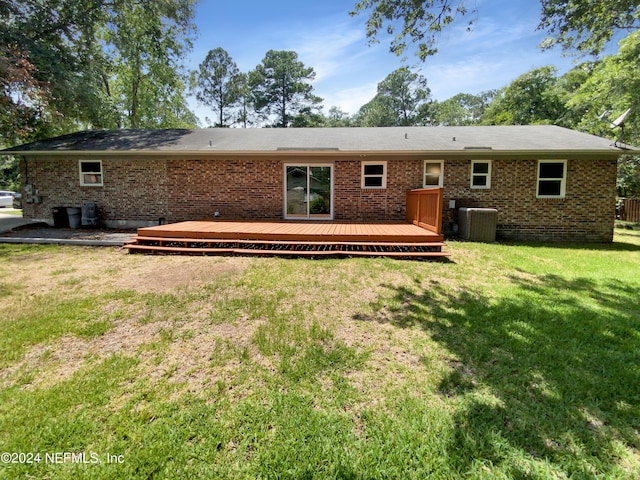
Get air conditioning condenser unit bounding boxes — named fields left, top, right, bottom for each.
left=458, top=207, right=498, bottom=242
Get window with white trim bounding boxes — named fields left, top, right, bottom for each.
left=79, top=160, right=103, bottom=186
left=423, top=160, right=443, bottom=188
left=471, top=160, right=492, bottom=189
left=361, top=161, right=387, bottom=188
left=537, top=160, right=566, bottom=198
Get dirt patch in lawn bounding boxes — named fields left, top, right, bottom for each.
left=1, top=247, right=253, bottom=389
left=1, top=318, right=173, bottom=389
left=5, top=247, right=250, bottom=297
left=115, top=255, right=250, bottom=293
left=142, top=319, right=271, bottom=400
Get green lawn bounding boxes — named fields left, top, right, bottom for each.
left=0, top=209, right=22, bottom=216
left=0, top=230, right=638, bottom=479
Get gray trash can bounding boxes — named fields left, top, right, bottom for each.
left=67, top=207, right=82, bottom=229
left=82, top=202, right=98, bottom=226
left=51, top=207, right=69, bottom=228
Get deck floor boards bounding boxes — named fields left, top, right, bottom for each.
left=128, top=220, right=447, bottom=258
left=137, top=220, right=443, bottom=243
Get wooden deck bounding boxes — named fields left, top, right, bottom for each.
left=124, top=220, right=448, bottom=258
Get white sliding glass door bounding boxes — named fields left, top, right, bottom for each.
left=285, top=164, right=333, bottom=220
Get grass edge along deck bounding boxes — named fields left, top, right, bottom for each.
left=124, top=220, right=448, bottom=259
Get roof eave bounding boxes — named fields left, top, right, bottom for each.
left=4, top=148, right=630, bottom=158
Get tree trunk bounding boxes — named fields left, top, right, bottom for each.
left=280, top=75, right=287, bottom=127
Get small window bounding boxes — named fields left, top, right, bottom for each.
left=471, top=160, right=492, bottom=189
left=423, top=161, right=444, bottom=188
left=537, top=160, right=566, bottom=198
left=361, top=161, right=387, bottom=188
left=79, top=160, right=103, bottom=186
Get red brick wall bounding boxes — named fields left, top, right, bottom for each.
left=20, top=156, right=169, bottom=226
left=440, top=157, right=617, bottom=242
left=333, top=159, right=422, bottom=221
left=166, top=158, right=282, bottom=221
left=165, top=157, right=420, bottom=222
left=20, top=154, right=616, bottom=241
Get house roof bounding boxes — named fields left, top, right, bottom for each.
left=2, top=125, right=634, bottom=156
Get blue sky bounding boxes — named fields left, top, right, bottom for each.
left=187, top=0, right=614, bottom=123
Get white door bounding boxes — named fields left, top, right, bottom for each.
left=284, top=164, right=333, bottom=220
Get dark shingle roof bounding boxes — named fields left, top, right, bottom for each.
left=2, top=125, right=632, bottom=154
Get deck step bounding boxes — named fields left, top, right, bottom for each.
left=124, top=237, right=448, bottom=258
left=130, top=235, right=447, bottom=248
left=124, top=243, right=449, bottom=258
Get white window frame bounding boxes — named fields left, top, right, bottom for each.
left=423, top=160, right=444, bottom=188
left=470, top=160, right=492, bottom=189
left=361, top=161, right=387, bottom=189
left=537, top=160, right=567, bottom=198
left=284, top=163, right=334, bottom=220
left=79, top=160, right=104, bottom=187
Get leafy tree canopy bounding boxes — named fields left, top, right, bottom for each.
left=1, top=0, right=197, bottom=144
left=0, top=155, right=20, bottom=191
left=481, top=66, right=566, bottom=126
left=249, top=50, right=322, bottom=128
left=538, top=0, right=640, bottom=55
left=324, top=107, right=354, bottom=127
left=355, top=67, right=432, bottom=126
left=351, top=0, right=640, bottom=60
left=192, top=48, right=242, bottom=127
left=350, top=0, right=476, bottom=60
left=98, top=0, right=197, bottom=129
left=568, top=31, right=640, bottom=146
left=234, top=72, right=259, bottom=128
left=430, top=91, right=496, bottom=126
left=1, top=0, right=105, bottom=143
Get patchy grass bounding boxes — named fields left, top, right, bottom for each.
left=0, top=231, right=638, bottom=479
left=0, top=208, right=22, bottom=216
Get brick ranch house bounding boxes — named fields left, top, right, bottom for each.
left=2, top=125, right=633, bottom=242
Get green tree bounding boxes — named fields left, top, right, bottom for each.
left=355, top=67, right=432, bottom=126
left=567, top=32, right=640, bottom=196
left=552, top=62, right=599, bottom=127
left=290, top=109, right=328, bottom=127
left=0, top=0, right=197, bottom=143
left=0, top=156, right=20, bottom=191
left=0, top=0, right=108, bottom=142
left=192, top=48, right=242, bottom=127
left=355, top=96, right=397, bottom=127
left=618, top=156, right=640, bottom=197
left=538, top=0, right=640, bottom=55
left=350, top=0, right=640, bottom=60
left=98, top=0, right=197, bottom=129
left=568, top=31, right=640, bottom=146
left=350, top=0, right=476, bottom=60
left=249, top=50, right=323, bottom=128
left=377, top=67, right=432, bottom=125
left=324, top=107, right=354, bottom=127
left=482, top=66, right=565, bottom=126
left=234, top=73, right=258, bottom=128
left=431, top=91, right=496, bottom=126
left=0, top=47, right=52, bottom=145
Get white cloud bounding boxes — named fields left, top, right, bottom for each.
left=419, top=8, right=582, bottom=100
left=424, top=61, right=498, bottom=100
left=319, top=81, right=379, bottom=114
left=290, top=24, right=366, bottom=83
left=274, top=14, right=402, bottom=114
